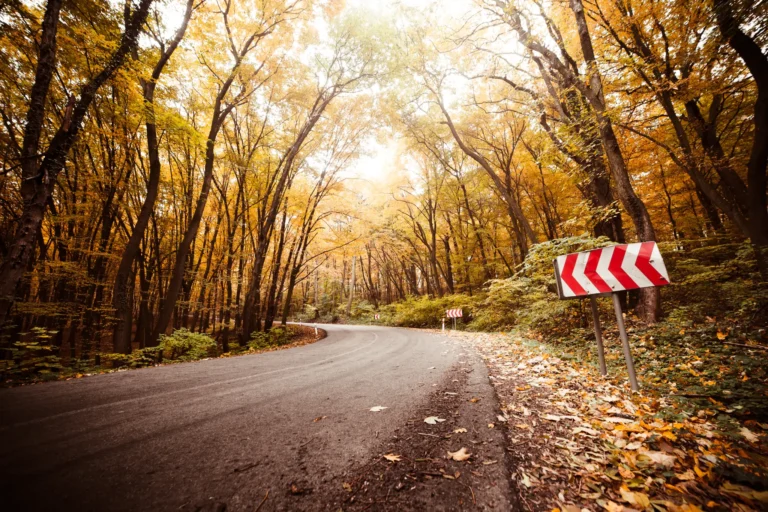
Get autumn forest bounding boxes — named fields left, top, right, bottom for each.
left=1, top=0, right=766, bottom=361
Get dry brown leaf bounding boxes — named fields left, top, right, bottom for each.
left=383, top=453, right=401, bottom=462
left=618, top=466, right=635, bottom=479
left=605, top=417, right=634, bottom=424
left=640, top=450, right=676, bottom=468
left=667, top=504, right=704, bottom=512
left=740, top=426, right=759, bottom=443
left=447, top=447, right=471, bottom=461
left=601, top=500, right=640, bottom=512
left=620, top=485, right=650, bottom=509
left=573, top=426, right=599, bottom=437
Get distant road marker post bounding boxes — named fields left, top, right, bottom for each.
left=446, top=308, right=462, bottom=331
left=553, top=242, right=670, bottom=392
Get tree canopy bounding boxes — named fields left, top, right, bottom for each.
left=0, top=0, right=766, bottom=357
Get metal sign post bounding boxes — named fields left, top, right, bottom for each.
left=589, top=296, right=607, bottom=376
left=442, top=318, right=445, bottom=332
left=553, top=242, right=670, bottom=392
left=612, top=293, right=639, bottom=391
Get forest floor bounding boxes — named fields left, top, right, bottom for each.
left=443, top=330, right=768, bottom=512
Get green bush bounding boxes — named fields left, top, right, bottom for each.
left=1, top=327, right=64, bottom=380
left=470, top=235, right=614, bottom=334
left=158, top=328, right=216, bottom=361
left=661, top=240, right=764, bottom=326
left=248, top=326, right=291, bottom=351
left=295, top=305, right=319, bottom=322
left=389, top=294, right=477, bottom=328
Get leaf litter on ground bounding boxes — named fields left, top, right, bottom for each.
left=446, top=330, right=768, bottom=512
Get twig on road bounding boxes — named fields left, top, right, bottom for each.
left=255, top=490, right=269, bottom=512
left=460, top=482, right=476, bottom=505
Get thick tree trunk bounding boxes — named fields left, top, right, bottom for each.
left=713, top=0, right=768, bottom=278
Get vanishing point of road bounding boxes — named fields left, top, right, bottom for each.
left=0, top=325, right=515, bottom=511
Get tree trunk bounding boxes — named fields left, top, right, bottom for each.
left=569, top=0, right=660, bottom=321
left=112, top=0, right=194, bottom=353
left=713, top=0, right=768, bottom=278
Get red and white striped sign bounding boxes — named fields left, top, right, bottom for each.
left=446, top=308, right=463, bottom=318
left=554, top=242, right=669, bottom=299
left=374, top=313, right=380, bottom=320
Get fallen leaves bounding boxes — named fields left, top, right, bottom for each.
left=639, top=450, right=676, bottom=469
left=619, top=485, right=650, bottom=509
left=740, top=426, right=759, bottom=443
left=448, top=330, right=768, bottom=512
left=447, top=447, right=471, bottom=461
left=383, top=453, right=401, bottom=462
left=424, top=416, right=446, bottom=425
left=369, top=406, right=388, bottom=412
left=453, top=427, right=467, bottom=434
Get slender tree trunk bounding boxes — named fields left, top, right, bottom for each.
left=111, top=0, right=193, bottom=353
left=346, top=256, right=356, bottom=316
left=569, top=0, right=660, bottom=321
left=150, top=122, right=222, bottom=344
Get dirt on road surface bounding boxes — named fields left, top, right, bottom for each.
left=0, top=325, right=518, bottom=511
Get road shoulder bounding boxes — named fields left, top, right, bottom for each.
left=321, top=339, right=517, bottom=511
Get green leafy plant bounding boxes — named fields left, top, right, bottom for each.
left=248, top=326, right=291, bottom=351
left=1, top=327, right=64, bottom=381
left=158, top=328, right=216, bottom=361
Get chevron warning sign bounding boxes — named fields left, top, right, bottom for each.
left=554, top=242, right=669, bottom=299
left=446, top=308, right=462, bottom=318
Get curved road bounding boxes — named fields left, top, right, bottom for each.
left=0, top=324, right=507, bottom=511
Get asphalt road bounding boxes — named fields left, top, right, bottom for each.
left=0, top=324, right=483, bottom=511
